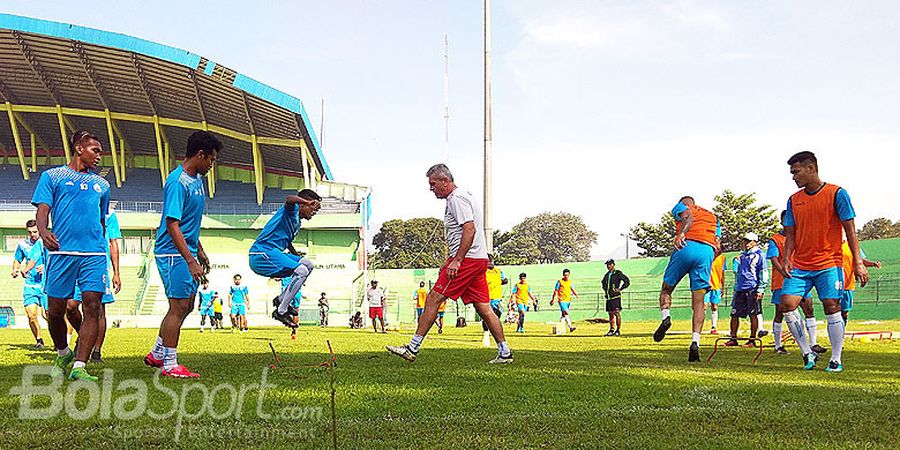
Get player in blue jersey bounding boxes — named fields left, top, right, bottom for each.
left=229, top=274, right=250, bottom=333
left=197, top=281, right=218, bottom=333
left=13, top=220, right=47, bottom=349
left=72, top=202, right=122, bottom=363
left=249, top=190, right=322, bottom=328
left=145, top=131, right=221, bottom=378
left=32, top=131, right=111, bottom=381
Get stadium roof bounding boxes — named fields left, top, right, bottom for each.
left=0, top=13, right=331, bottom=202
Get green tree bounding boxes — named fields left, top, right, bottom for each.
left=496, top=212, right=597, bottom=264
left=369, top=218, right=446, bottom=269
left=629, top=213, right=676, bottom=257
left=712, top=190, right=780, bottom=252
left=858, top=217, right=900, bottom=241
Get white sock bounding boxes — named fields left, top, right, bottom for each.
left=773, top=321, right=783, bottom=347
left=151, top=336, right=165, bottom=360
left=564, top=316, right=572, bottom=328
left=785, top=310, right=812, bottom=355
left=711, top=310, right=718, bottom=329
left=756, top=314, right=766, bottom=331
left=661, top=309, right=671, bottom=321
left=826, top=312, right=844, bottom=364
left=57, top=347, right=71, bottom=357
left=162, top=345, right=178, bottom=369
left=73, top=361, right=86, bottom=369
left=691, top=332, right=701, bottom=344
left=278, top=260, right=313, bottom=314
left=408, top=334, right=424, bottom=353
left=497, top=340, right=511, bottom=356
left=805, top=317, right=818, bottom=347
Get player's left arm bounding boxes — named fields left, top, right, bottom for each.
left=674, top=207, right=693, bottom=249
left=550, top=282, right=559, bottom=304
left=110, top=237, right=121, bottom=294
left=197, top=241, right=210, bottom=274
left=619, top=271, right=631, bottom=291
left=836, top=189, right=868, bottom=287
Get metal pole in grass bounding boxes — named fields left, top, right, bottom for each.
left=328, top=340, right=338, bottom=450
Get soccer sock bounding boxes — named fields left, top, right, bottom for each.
left=773, top=321, right=783, bottom=348
left=162, top=346, right=178, bottom=369
left=691, top=332, right=701, bottom=344
left=564, top=315, right=572, bottom=328
left=73, top=361, right=86, bottom=369
left=711, top=310, right=718, bottom=329
left=661, top=309, right=671, bottom=321
left=497, top=340, right=511, bottom=357
left=278, top=259, right=313, bottom=314
left=826, top=312, right=844, bottom=364
left=757, top=314, right=766, bottom=331
left=57, top=347, right=70, bottom=357
left=408, top=334, right=424, bottom=353
left=785, top=310, right=812, bottom=355
left=805, top=317, right=818, bottom=347
left=151, top=336, right=165, bottom=360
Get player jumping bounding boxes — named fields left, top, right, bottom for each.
left=653, top=196, right=721, bottom=363
left=248, top=190, right=322, bottom=329
left=387, top=164, right=512, bottom=364
left=32, top=130, right=111, bottom=381
left=145, top=131, right=220, bottom=378
left=779, top=151, right=866, bottom=373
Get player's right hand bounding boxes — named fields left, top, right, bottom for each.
left=674, top=232, right=686, bottom=250
left=188, top=258, right=205, bottom=283
left=10, top=270, right=18, bottom=278
left=41, top=231, right=60, bottom=251
left=782, top=260, right=793, bottom=278
left=855, top=262, right=869, bottom=288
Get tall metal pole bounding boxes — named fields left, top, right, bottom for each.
left=443, top=35, right=450, bottom=163
left=483, top=0, right=494, bottom=253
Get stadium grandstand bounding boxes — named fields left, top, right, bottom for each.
left=0, top=14, right=370, bottom=327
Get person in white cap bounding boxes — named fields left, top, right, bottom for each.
left=725, top=232, right=768, bottom=347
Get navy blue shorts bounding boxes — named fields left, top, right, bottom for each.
left=731, top=291, right=761, bottom=318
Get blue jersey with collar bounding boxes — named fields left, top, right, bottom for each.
left=250, top=203, right=300, bottom=253
left=230, top=285, right=249, bottom=304
left=31, top=166, right=110, bottom=254
left=24, top=239, right=48, bottom=284
left=154, top=165, right=205, bottom=256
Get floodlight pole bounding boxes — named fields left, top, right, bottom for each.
left=483, top=0, right=494, bottom=253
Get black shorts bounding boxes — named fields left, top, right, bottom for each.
left=731, top=291, right=761, bottom=318
left=214, top=312, right=223, bottom=320
left=606, top=297, right=622, bottom=312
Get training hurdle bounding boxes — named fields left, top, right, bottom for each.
left=268, top=340, right=337, bottom=370
left=706, top=337, right=764, bottom=365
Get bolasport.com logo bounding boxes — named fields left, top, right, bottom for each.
left=8, top=366, right=324, bottom=441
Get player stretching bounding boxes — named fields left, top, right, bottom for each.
left=768, top=212, right=824, bottom=355
left=387, top=164, right=512, bottom=363
left=13, top=220, right=47, bottom=349
left=72, top=202, right=122, bottom=363
left=197, top=282, right=217, bottom=332
left=510, top=273, right=537, bottom=333
left=32, top=131, right=110, bottom=381
left=550, top=269, right=579, bottom=333
left=414, top=281, right=428, bottom=321
left=482, top=259, right=507, bottom=346
left=229, top=274, right=250, bottom=333
left=145, top=131, right=220, bottom=378
left=840, top=240, right=880, bottom=327
left=705, top=252, right=726, bottom=334
left=249, top=190, right=322, bottom=329
left=780, top=151, right=866, bottom=373
left=653, top=196, right=721, bottom=363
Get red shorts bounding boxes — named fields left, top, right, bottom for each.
left=369, top=306, right=384, bottom=319
left=434, top=258, right=490, bottom=305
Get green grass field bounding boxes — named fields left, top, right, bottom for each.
left=2, top=320, right=900, bottom=449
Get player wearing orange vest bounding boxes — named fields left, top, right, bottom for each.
left=550, top=268, right=579, bottom=333
left=840, top=240, right=880, bottom=327
left=781, top=151, right=867, bottom=373
left=654, top=196, right=721, bottom=363
left=767, top=211, right=825, bottom=355
left=510, top=273, right=537, bottom=333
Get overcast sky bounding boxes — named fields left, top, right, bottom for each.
left=6, top=1, right=900, bottom=258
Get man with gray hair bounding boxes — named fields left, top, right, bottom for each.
left=387, top=164, right=513, bottom=364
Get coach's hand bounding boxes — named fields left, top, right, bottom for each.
left=41, top=231, right=60, bottom=251
left=674, top=232, right=687, bottom=250
left=446, top=258, right=462, bottom=280
left=856, top=261, right=869, bottom=288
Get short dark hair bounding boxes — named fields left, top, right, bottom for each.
left=298, top=189, right=322, bottom=202
left=25, top=219, right=36, bottom=228
left=233, top=274, right=241, bottom=279
left=70, top=130, right=100, bottom=149
left=787, top=151, right=817, bottom=167
left=679, top=195, right=694, bottom=204
left=186, top=131, right=223, bottom=158
left=562, top=269, right=570, bottom=275
left=519, top=272, right=526, bottom=278
left=419, top=281, right=425, bottom=287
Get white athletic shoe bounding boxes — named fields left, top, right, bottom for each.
left=489, top=353, right=514, bottom=364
